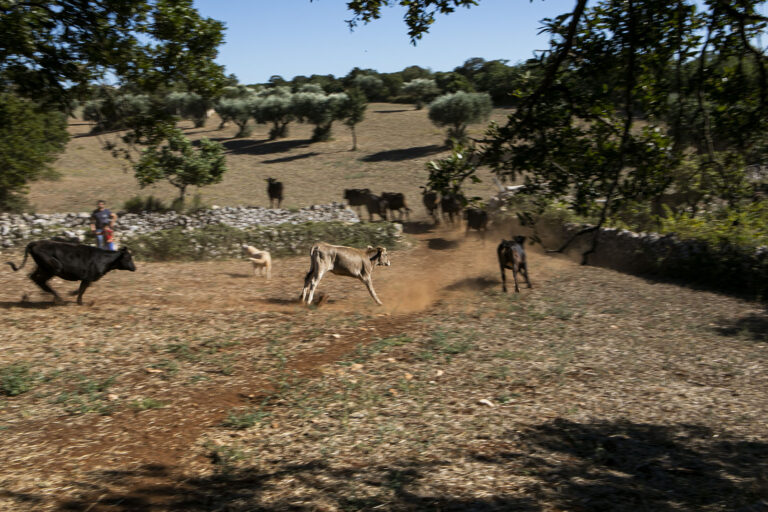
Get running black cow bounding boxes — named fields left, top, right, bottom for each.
left=497, top=236, right=532, bottom=293
left=7, top=240, right=136, bottom=304
left=266, top=177, right=283, bottom=208
left=464, top=207, right=489, bottom=240
left=381, top=192, right=410, bottom=221
left=440, top=193, right=464, bottom=224
left=420, top=187, right=439, bottom=223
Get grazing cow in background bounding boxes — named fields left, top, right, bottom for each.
left=440, top=193, right=464, bottom=224
left=464, top=207, right=489, bottom=241
left=364, top=193, right=389, bottom=222
left=301, top=242, right=391, bottom=305
left=497, top=236, right=532, bottom=293
left=343, top=188, right=372, bottom=217
left=266, top=177, right=283, bottom=208
left=420, top=187, right=439, bottom=223
left=242, top=245, right=272, bottom=279
left=381, top=192, right=411, bottom=221
left=7, top=240, right=136, bottom=304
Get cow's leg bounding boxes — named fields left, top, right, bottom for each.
left=265, top=262, right=271, bottom=280
left=521, top=264, right=532, bottom=289
left=500, top=264, right=508, bottom=293
left=30, top=268, right=62, bottom=303
left=360, top=275, right=383, bottom=305
left=300, top=269, right=314, bottom=302
left=277, top=198, right=282, bottom=209
left=306, top=268, right=326, bottom=305
left=76, top=280, right=91, bottom=305
left=512, top=266, right=521, bottom=293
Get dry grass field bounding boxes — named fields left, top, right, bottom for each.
left=1, top=107, right=766, bottom=511
left=28, top=103, right=511, bottom=214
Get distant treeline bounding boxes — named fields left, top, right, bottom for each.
left=252, top=58, right=527, bottom=106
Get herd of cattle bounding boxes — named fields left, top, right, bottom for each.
left=4, top=184, right=532, bottom=306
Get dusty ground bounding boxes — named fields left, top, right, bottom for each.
left=0, top=224, right=766, bottom=511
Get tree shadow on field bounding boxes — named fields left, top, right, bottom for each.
left=373, top=109, right=412, bottom=114
left=262, top=152, right=318, bottom=164
left=208, top=138, right=311, bottom=156
left=713, top=308, right=768, bottom=342
left=482, top=418, right=768, bottom=512
left=55, top=460, right=538, bottom=511
left=360, top=144, right=445, bottom=162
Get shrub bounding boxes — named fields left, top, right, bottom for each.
left=122, top=222, right=402, bottom=262
left=0, top=363, right=36, bottom=396
left=122, top=195, right=169, bottom=214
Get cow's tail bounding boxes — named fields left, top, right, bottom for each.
left=6, top=243, right=32, bottom=272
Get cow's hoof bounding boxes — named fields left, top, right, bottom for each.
left=316, top=293, right=329, bottom=307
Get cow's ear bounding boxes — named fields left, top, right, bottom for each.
left=367, top=245, right=374, bottom=250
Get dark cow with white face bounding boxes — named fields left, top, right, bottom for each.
left=7, top=240, right=136, bottom=304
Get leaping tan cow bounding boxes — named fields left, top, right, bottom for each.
left=300, top=242, right=390, bottom=305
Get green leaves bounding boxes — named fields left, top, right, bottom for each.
left=134, top=128, right=226, bottom=200
left=0, top=93, right=68, bottom=212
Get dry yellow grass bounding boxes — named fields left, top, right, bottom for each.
left=29, top=103, right=513, bottom=214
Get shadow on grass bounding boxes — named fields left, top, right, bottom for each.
left=0, top=300, right=61, bottom=309
left=49, top=419, right=768, bottom=510
left=485, top=418, right=768, bottom=512
left=262, top=152, right=318, bottom=164
left=373, top=109, right=412, bottom=114
left=208, top=138, right=312, bottom=156
left=360, top=144, right=445, bottom=162
left=223, top=273, right=252, bottom=279
left=714, top=309, right=768, bottom=342
left=55, top=460, right=538, bottom=511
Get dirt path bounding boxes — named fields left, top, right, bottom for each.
left=0, top=224, right=573, bottom=509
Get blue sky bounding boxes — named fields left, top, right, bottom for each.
left=193, top=0, right=579, bottom=84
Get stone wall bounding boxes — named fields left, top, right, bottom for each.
left=0, top=203, right=358, bottom=249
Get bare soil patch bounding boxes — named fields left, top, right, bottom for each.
left=0, top=225, right=766, bottom=511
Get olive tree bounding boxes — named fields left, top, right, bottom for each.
left=82, top=94, right=153, bottom=133
left=428, top=91, right=492, bottom=145
left=352, top=75, right=386, bottom=101
left=340, top=88, right=368, bottom=150
left=215, top=96, right=256, bottom=138
left=165, top=92, right=211, bottom=128
left=402, top=78, right=439, bottom=109
left=134, top=128, right=226, bottom=202
left=293, top=92, right=349, bottom=142
left=252, top=87, right=295, bottom=140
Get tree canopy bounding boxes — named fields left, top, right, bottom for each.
left=345, top=0, right=768, bottom=261
left=0, top=0, right=228, bottom=211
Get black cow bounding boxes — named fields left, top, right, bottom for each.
left=420, top=187, right=439, bottom=223
left=7, top=240, right=136, bottom=304
left=497, top=236, right=532, bottom=293
left=266, top=177, right=283, bottom=208
left=464, top=207, right=489, bottom=240
left=364, top=193, right=389, bottom=222
left=440, top=193, right=464, bottom=224
left=381, top=192, right=410, bottom=221
left=343, top=188, right=372, bottom=217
